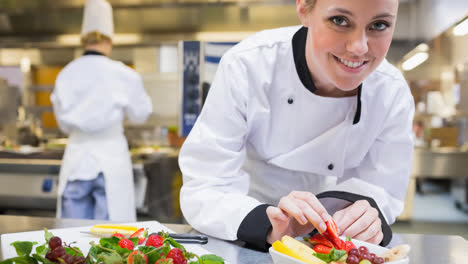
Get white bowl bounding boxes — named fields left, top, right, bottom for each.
left=269, top=237, right=409, bottom=264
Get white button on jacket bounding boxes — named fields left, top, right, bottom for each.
left=51, top=54, right=152, bottom=221
left=179, top=26, right=415, bottom=241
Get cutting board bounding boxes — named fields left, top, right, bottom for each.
left=1, top=221, right=213, bottom=260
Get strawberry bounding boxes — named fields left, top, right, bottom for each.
left=145, top=234, right=164, bottom=248
left=118, top=238, right=135, bottom=250
left=321, top=220, right=346, bottom=250
left=166, top=248, right=186, bottom=264
left=111, top=232, right=125, bottom=239
left=329, top=237, right=345, bottom=250
left=155, top=258, right=174, bottom=264
left=130, top=228, right=146, bottom=245
left=308, top=234, right=334, bottom=248
left=127, top=250, right=148, bottom=264
left=325, top=220, right=339, bottom=239
left=313, top=244, right=332, bottom=254
left=343, top=237, right=356, bottom=253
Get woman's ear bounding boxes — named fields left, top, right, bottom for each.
left=296, top=0, right=310, bottom=27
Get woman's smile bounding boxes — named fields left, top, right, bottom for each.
left=333, top=54, right=369, bottom=73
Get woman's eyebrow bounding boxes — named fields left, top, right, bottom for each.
left=372, top=13, right=395, bottom=20
left=328, top=7, right=395, bottom=20
left=328, top=7, right=354, bottom=16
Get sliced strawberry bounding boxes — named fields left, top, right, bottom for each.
left=130, top=228, right=146, bottom=245
left=343, top=240, right=356, bottom=253
left=329, top=237, right=345, bottom=250
left=130, top=228, right=145, bottom=238
left=111, top=232, right=125, bottom=239
left=308, top=234, right=334, bottom=248
left=313, top=244, right=332, bottom=254
left=343, top=237, right=356, bottom=253
left=325, top=220, right=339, bottom=239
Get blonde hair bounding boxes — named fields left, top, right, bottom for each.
left=81, top=31, right=112, bottom=46
left=304, top=0, right=317, bottom=11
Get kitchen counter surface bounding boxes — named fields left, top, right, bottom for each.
left=1, top=215, right=467, bottom=263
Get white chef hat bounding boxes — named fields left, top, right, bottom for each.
left=81, top=0, right=114, bottom=39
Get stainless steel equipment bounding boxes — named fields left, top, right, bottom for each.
left=411, top=147, right=468, bottom=178
left=0, top=152, right=150, bottom=213
left=400, top=147, right=468, bottom=219
left=0, top=158, right=60, bottom=210
left=0, top=81, right=19, bottom=126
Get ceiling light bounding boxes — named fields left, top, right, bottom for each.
left=20, top=57, right=31, bottom=73
left=453, top=18, right=468, bottom=36
left=402, top=52, right=428, bottom=71
left=416, top=43, right=429, bottom=52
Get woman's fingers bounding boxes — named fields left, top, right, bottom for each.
left=291, top=191, right=331, bottom=222
left=353, top=217, right=382, bottom=242
left=278, top=191, right=329, bottom=233
left=266, top=206, right=290, bottom=244
left=278, top=195, right=308, bottom=225
left=366, top=229, right=384, bottom=245
left=267, top=205, right=289, bottom=222
left=336, top=200, right=375, bottom=237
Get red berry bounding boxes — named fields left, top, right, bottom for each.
left=61, top=254, right=73, bottom=264
left=348, top=248, right=359, bottom=257
left=373, top=257, right=385, bottom=264
left=166, top=248, right=186, bottom=264
left=118, top=238, right=135, bottom=250
left=50, top=247, right=66, bottom=260
left=48, top=236, right=62, bottom=250
left=346, top=254, right=359, bottom=264
left=145, top=235, right=164, bottom=248
left=361, top=252, right=371, bottom=261
left=45, top=251, right=54, bottom=261
left=359, top=246, right=369, bottom=254
left=112, top=232, right=125, bottom=239
left=73, top=256, right=86, bottom=264
left=128, top=250, right=148, bottom=264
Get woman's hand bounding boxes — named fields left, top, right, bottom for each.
left=266, top=191, right=331, bottom=245
left=332, top=200, right=383, bottom=244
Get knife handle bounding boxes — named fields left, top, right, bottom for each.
left=149, top=232, right=208, bottom=244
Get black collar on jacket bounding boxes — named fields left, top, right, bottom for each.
left=83, top=50, right=105, bottom=56
left=292, top=26, right=362, bottom=125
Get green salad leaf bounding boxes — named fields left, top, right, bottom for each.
left=1, top=229, right=225, bottom=264
left=10, top=241, right=37, bottom=257
left=313, top=247, right=347, bottom=263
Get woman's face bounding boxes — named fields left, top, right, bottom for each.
left=297, top=0, right=399, bottom=91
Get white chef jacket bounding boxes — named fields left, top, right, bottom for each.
left=179, top=26, right=414, bottom=246
left=51, top=52, right=152, bottom=221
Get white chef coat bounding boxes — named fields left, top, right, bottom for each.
left=51, top=53, right=152, bottom=221
left=179, top=26, right=414, bottom=242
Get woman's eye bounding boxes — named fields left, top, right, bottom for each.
left=371, top=22, right=389, bottom=31
left=330, top=16, right=349, bottom=27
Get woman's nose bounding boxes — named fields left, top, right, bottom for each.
left=346, top=31, right=368, bottom=56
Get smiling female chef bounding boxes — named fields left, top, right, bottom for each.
left=179, top=0, right=414, bottom=251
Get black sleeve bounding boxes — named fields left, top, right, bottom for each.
left=316, top=191, right=393, bottom=247
left=236, top=204, right=272, bottom=252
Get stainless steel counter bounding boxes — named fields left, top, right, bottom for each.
left=1, top=215, right=467, bottom=263
left=412, top=147, right=468, bottom=179
left=0, top=151, right=166, bottom=212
